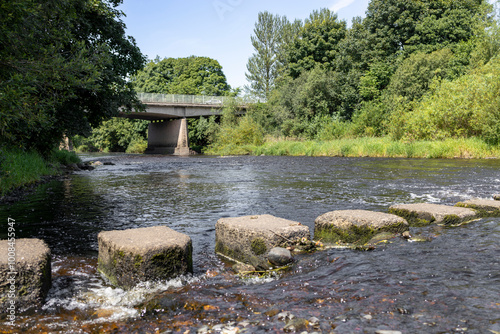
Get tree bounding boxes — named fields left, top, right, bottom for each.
left=388, top=49, right=454, bottom=102
left=287, top=8, right=347, bottom=78
left=363, top=0, right=492, bottom=62
left=245, top=12, right=301, bottom=99
left=132, top=56, right=231, bottom=96
left=0, top=0, right=145, bottom=154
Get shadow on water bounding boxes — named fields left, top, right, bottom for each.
left=0, top=155, right=499, bottom=333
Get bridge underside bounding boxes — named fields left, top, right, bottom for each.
left=144, top=119, right=189, bottom=155
left=122, top=104, right=222, bottom=120
left=120, top=104, right=223, bottom=155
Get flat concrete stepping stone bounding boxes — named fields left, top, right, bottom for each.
left=455, top=199, right=500, bottom=216
left=314, top=210, right=408, bottom=245
left=215, top=214, right=310, bottom=270
left=98, top=226, right=192, bottom=289
left=389, top=203, right=476, bottom=226
left=0, top=239, right=51, bottom=311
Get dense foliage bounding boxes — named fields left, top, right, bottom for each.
left=73, top=118, right=149, bottom=153
left=0, top=0, right=145, bottom=154
left=132, top=56, right=232, bottom=96
left=235, top=0, right=499, bottom=147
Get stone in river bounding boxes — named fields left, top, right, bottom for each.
left=267, top=247, right=293, bottom=267
left=314, top=210, right=408, bottom=245
left=98, top=226, right=192, bottom=289
left=215, top=214, right=310, bottom=270
left=0, top=238, right=51, bottom=310
left=455, top=198, right=500, bottom=217
left=389, top=203, right=476, bottom=226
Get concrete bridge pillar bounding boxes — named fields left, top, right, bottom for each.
left=146, top=118, right=190, bottom=155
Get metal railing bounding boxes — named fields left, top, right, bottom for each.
left=137, top=92, right=265, bottom=105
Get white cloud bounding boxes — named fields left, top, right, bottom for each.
left=330, top=0, right=356, bottom=13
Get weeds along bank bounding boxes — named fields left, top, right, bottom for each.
left=0, top=149, right=80, bottom=197
left=204, top=137, right=500, bottom=159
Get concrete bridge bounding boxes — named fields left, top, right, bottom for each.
left=121, top=93, right=260, bottom=155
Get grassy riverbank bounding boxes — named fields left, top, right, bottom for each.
left=205, top=137, right=500, bottom=159
left=0, top=149, right=80, bottom=196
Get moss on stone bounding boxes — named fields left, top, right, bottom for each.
left=314, top=224, right=376, bottom=244
left=315, top=222, right=407, bottom=246
left=216, top=239, right=268, bottom=270
left=388, top=208, right=434, bottom=227
left=440, top=214, right=462, bottom=226
left=456, top=203, right=500, bottom=217
left=18, top=285, right=28, bottom=296
left=250, top=238, right=267, bottom=256
left=216, top=240, right=245, bottom=262
left=367, top=232, right=396, bottom=245
left=134, top=255, right=143, bottom=268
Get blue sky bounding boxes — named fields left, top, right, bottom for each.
left=118, top=0, right=370, bottom=91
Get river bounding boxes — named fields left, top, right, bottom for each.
left=1, top=154, right=499, bottom=333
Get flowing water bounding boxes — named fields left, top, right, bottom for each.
left=1, top=155, right=499, bottom=333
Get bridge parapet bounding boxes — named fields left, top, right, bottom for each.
left=137, top=92, right=265, bottom=106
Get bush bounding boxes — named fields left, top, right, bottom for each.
left=76, top=118, right=149, bottom=152
left=50, top=149, right=80, bottom=165
left=405, top=56, right=500, bottom=143
left=126, top=138, right=148, bottom=153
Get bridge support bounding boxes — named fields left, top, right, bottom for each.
left=146, top=118, right=190, bottom=155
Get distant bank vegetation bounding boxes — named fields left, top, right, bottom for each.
left=103, top=0, right=500, bottom=157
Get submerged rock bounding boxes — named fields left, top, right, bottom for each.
left=389, top=203, right=476, bottom=226
left=215, top=214, right=310, bottom=270
left=283, top=318, right=309, bottom=332
left=314, top=210, right=408, bottom=245
left=367, top=232, right=397, bottom=245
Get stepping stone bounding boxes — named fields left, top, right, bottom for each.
left=314, top=210, right=408, bottom=245
left=98, top=226, right=192, bottom=289
left=455, top=199, right=500, bottom=217
left=0, top=239, right=51, bottom=311
left=389, top=203, right=476, bottom=226
left=215, top=214, right=310, bottom=270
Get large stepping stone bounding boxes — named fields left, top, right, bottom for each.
left=98, top=226, right=192, bottom=289
left=215, top=214, right=310, bottom=270
left=389, top=203, right=476, bottom=226
left=0, top=239, right=51, bottom=311
left=314, top=210, right=408, bottom=245
left=455, top=199, right=500, bottom=217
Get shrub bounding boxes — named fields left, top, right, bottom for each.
left=126, top=138, right=148, bottom=153
left=405, top=56, right=500, bottom=143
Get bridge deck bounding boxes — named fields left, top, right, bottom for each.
left=121, top=93, right=255, bottom=120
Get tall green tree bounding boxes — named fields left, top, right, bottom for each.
left=132, top=56, right=231, bottom=96
left=0, top=0, right=145, bottom=153
left=245, top=12, right=301, bottom=99
left=287, top=8, right=347, bottom=78
left=363, top=0, right=492, bottom=62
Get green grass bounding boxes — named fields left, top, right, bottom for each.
left=206, top=136, right=500, bottom=159
left=0, top=148, right=80, bottom=196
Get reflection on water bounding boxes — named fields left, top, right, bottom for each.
left=0, top=155, right=499, bottom=333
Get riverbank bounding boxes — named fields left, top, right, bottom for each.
left=205, top=136, right=500, bottom=159
left=0, top=149, right=80, bottom=198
